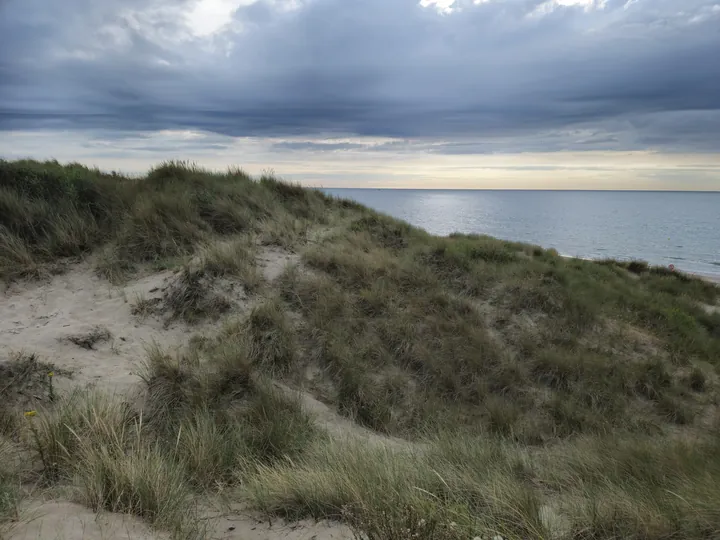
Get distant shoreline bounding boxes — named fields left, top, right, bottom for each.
left=320, top=187, right=720, bottom=194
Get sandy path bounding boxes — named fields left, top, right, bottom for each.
left=7, top=500, right=353, bottom=540
left=6, top=501, right=167, bottom=540
left=0, top=266, right=199, bottom=395
left=200, top=502, right=352, bottom=540
left=256, top=247, right=300, bottom=282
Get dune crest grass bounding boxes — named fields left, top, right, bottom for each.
left=0, top=159, right=330, bottom=282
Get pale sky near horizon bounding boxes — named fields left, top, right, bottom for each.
left=2, top=0, right=720, bottom=190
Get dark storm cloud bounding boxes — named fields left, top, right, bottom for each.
left=1, top=0, right=720, bottom=152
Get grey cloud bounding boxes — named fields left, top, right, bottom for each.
left=87, top=143, right=232, bottom=153
left=1, top=0, right=720, bottom=153
left=271, top=141, right=369, bottom=152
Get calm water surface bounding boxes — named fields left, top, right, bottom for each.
left=322, top=189, right=720, bottom=278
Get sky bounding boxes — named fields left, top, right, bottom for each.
left=1, top=0, right=720, bottom=189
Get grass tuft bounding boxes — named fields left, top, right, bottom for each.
left=198, top=237, right=264, bottom=291
left=0, top=437, right=19, bottom=526
left=162, top=267, right=232, bottom=323
left=75, top=435, right=197, bottom=536
left=66, top=326, right=112, bottom=350
left=242, top=299, right=297, bottom=375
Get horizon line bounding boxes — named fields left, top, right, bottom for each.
left=314, top=187, right=720, bottom=193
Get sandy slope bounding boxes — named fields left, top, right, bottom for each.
left=0, top=266, right=194, bottom=396
left=0, top=246, right=300, bottom=395
left=8, top=500, right=352, bottom=540
left=0, top=249, right=355, bottom=540
left=7, top=501, right=168, bottom=540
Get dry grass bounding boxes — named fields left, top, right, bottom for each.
left=0, top=159, right=333, bottom=283
left=6, top=335, right=317, bottom=537
left=74, top=433, right=195, bottom=533
left=24, top=390, right=136, bottom=482
left=238, top=298, right=297, bottom=375
left=244, top=431, right=720, bottom=540
left=160, top=267, right=233, bottom=323
left=133, top=241, right=264, bottom=324
left=139, top=337, right=317, bottom=468
left=0, top=353, right=62, bottom=419
left=66, top=326, right=112, bottom=350
left=197, top=236, right=264, bottom=291
left=0, top=436, right=19, bottom=526
left=130, top=293, right=161, bottom=320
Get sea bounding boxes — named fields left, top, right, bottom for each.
left=321, top=189, right=720, bottom=279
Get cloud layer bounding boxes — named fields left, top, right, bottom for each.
left=2, top=0, right=720, bottom=154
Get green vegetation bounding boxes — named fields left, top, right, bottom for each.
left=1, top=159, right=719, bottom=539
left=246, top=433, right=720, bottom=540
left=14, top=337, right=316, bottom=538
left=0, top=437, right=18, bottom=527
left=281, top=219, right=719, bottom=439
left=0, top=159, right=329, bottom=282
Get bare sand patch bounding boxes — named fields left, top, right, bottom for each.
left=7, top=499, right=353, bottom=540
left=7, top=500, right=166, bottom=540
left=257, top=247, right=300, bottom=282
left=0, top=266, right=200, bottom=396
left=200, top=501, right=352, bottom=540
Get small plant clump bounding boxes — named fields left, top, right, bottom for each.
left=161, top=267, right=233, bottom=323
left=0, top=353, right=67, bottom=410
left=66, top=326, right=112, bottom=350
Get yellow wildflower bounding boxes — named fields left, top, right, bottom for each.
left=24, top=410, right=37, bottom=417
left=48, top=372, right=54, bottom=377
